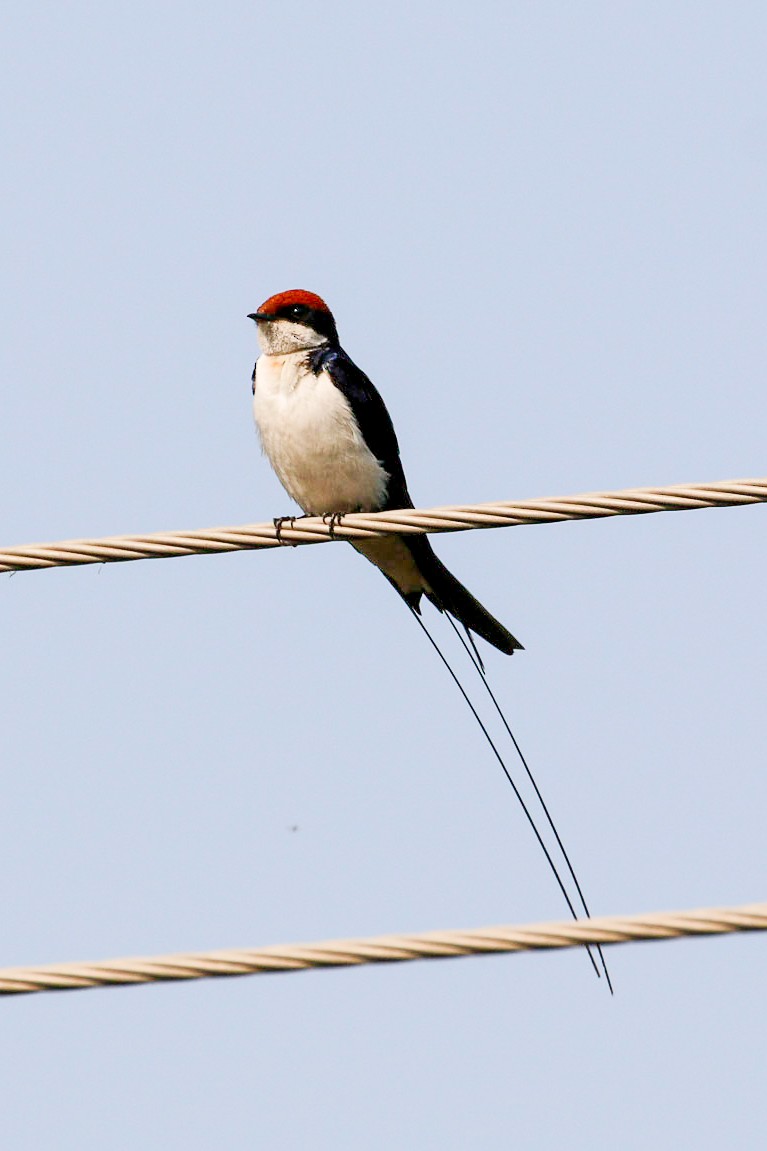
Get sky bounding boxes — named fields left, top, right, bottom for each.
left=1, top=2, right=766, bottom=1147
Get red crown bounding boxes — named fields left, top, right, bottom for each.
left=256, top=289, right=331, bottom=316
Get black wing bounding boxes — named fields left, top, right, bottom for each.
left=310, top=348, right=521, bottom=653
left=311, top=346, right=414, bottom=510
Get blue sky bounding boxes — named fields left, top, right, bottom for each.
left=1, top=3, right=765, bottom=1147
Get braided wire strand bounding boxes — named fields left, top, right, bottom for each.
left=0, top=478, right=764, bottom=574
left=1, top=903, right=764, bottom=995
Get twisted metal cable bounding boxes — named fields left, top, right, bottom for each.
left=1, top=478, right=764, bottom=575
left=1, top=903, right=764, bottom=995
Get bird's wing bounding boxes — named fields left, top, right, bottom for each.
left=314, top=346, right=414, bottom=510
left=309, top=351, right=521, bottom=654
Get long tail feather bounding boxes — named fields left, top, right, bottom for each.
left=407, top=536, right=523, bottom=656
left=445, top=614, right=613, bottom=993
left=409, top=607, right=606, bottom=986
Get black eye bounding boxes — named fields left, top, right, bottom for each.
left=291, top=304, right=305, bottom=317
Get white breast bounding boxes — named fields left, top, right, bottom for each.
left=253, top=351, right=389, bottom=516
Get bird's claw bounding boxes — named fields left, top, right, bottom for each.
left=273, top=515, right=297, bottom=545
left=322, top=511, right=345, bottom=538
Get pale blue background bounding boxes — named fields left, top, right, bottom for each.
left=1, top=3, right=765, bottom=1147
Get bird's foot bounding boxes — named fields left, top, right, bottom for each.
left=322, top=511, right=345, bottom=539
left=274, top=515, right=298, bottom=546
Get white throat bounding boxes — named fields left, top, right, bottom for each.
left=256, top=318, right=329, bottom=356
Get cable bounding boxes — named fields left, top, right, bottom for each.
left=1, top=902, right=763, bottom=996
left=1, top=477, right=764, bottom=574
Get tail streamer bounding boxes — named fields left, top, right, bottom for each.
left=444, top=614, right=612, bottom=993
left=408, top=607, right=610, bottom=989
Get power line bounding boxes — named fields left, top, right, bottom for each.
left=1, top=902, right=764, bottom=996
left=1, top=477, right=764, bottom=574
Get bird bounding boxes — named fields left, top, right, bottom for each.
left=248, top=289, right=611, bottom=991
left=248, top=289, right=522, bottom=657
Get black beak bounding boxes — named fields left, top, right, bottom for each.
left=247, top=312, right=272, bottom=322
